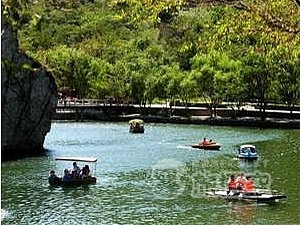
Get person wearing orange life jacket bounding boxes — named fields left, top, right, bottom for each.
left=244, top=176, right=255, bottom=192
left=227, top=175, right=237, bottom=190
left=235, top=173, right=246, bottom=190
left=227, top=175, right=237, bottom=195
left=209, top=139, right=216, bottom=145
left=200, top=138, right=210, bottom=146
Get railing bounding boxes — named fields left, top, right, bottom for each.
left=56, top=99, right=300, bottom=114
left=57, top=99, right=106, bottom=107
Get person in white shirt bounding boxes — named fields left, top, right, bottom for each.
left=72, top=162, right=81, bottom=178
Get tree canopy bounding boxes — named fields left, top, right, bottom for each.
left=2, top=0, right=300, bottom=115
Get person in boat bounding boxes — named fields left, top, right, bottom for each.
left=62, top=169, right=73, bottom=182
left=72, top=162, right=81, bottom=178
left=227, top=175, right=237, bottom=190
left=48, top=170, right=61, bottom=185
left=209, top=139, right=216, bottom=145
left=243, top=176, right=255, bottom=192
left=227, top=174, right=237, bottom=195
left=81, top=165, right=90, bottom=179
left=200, top=138, right=210, bottom=146
left=236, top=173, right=246, bottom=190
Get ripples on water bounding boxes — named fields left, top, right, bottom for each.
left=1, top=122, right=299, bottom=224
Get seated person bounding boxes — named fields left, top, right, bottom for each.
left=48, top=170, right=61, bottom=185
left=243, top=176, right=255, bottom=192
left=227, top=175, right=237, bottom=190
left=200, top=138, right=210, bottom=145
left=209, top=139, right=216, bottom=144
left=62, top=169, right=73, bottom=182
left=227, top=175, right=238, bottom=195
left=235, top=173, right=246, bottom=190
left=81, top=165, right=91, bottom=178
left=72, top=162, right=81, bottom=178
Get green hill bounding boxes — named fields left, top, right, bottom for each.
left=2, top=0, right=300, bottom=113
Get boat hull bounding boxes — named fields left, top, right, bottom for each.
left=49, top=176, right=97, bottom=187
left=237, top=144, right=258, bottom=160
left=191, top=144, right=221, bottom=150
left=237, top=154, right=258, bottom=160
left=129, top=119, right=144, bottom=133
left=207, top=189, right=286, bottom=203
left=129, top=127, right=144, bottom=133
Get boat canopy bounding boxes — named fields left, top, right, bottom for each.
left=129, top=119, right=144, bottom=124
left=55, top=156, right=97, bottom=162
left=240, top=144, right=256, bottom=149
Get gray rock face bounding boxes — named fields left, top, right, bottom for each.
left=1, top=18, right=58, bottom=160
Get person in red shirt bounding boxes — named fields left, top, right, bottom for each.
left=200, top=138, right=209, bottom=145
left=244, top=176, right=255, bottom=192
left=228, top=175, right=237, bottom=190
left=227, top=174, right=237, bottom=195
left=236, top=173, right=246, bottom=190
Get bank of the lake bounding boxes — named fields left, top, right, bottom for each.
left=54, top=102, right=300, bottom=129
left=1, top=122, right=300, bottom=224
left=54, top=111, right=300, bottom=129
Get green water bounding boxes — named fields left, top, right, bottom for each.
left=1, top=122, right=300, bottom=224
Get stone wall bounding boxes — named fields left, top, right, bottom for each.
left=1, top=18, right=58, bottom=160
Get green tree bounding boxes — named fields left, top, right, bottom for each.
left=272, top=46, right=300, bottom=117
left=191, top=51, right=243, bottom=117
left=179, top=71, right=198, bottom=106
left=34, top=46, right=103, bottom=98
left=241, top=51, right=274, bottom=119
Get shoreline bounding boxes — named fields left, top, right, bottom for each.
left=52, top=114, right=300, bottom=129
left=52, top=104, right=300, bottom=129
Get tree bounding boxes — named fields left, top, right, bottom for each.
left=10, top=0, right=300, bottom=113
left=241, top=51, right=274, bottom=120
left=165, top=64, right=183, bottom=111
left=191, top=51, right=243, bottom=118
left=179, top=71, right=198, bottom=106
left=109, top=0, right=187, bottom=25
left=33, top=46, right=103, bottom=98
left=128, top=71, right=146, bottom=106
left=272, top=46, right=300, bottom=117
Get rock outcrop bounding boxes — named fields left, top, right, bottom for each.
left=1, top=18, right=58, bottom=161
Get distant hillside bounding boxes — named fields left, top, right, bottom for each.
left=3, top=0, right=300, bottom=118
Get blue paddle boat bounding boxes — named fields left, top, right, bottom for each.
left=237, top=144, right=258, bottom=160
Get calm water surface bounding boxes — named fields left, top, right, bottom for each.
left=1, top=122, right=300, bottom=224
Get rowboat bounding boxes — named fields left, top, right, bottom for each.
left=48, top=156, right=97, bottom=186
left=129, top=119, right=144, bottom=133
left=207, top=189, right=286, bottom=203
left=237, top=144, right=258, bottom=160
left=190, top=143, right=221, bottom=150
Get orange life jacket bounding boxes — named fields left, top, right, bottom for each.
left=236, top=177, right=246, bottom=188
left=228, top=179, right=236, bottom=189
left=244, top=180, right=254, bottom=191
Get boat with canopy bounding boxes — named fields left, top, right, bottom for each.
left=237, top=144, right=258, bottom=160
left=129, top=119, right=145, bottom=133
left=48, top=156, right=97, bottom=186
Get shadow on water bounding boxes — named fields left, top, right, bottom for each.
left=1, top=147, right=49, bottom=162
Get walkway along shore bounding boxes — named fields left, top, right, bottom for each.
left=53, top=100, right=300, bottom=129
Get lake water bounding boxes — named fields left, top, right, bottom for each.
left=1, top=122, right=300, bottom=224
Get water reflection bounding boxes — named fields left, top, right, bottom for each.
left=228, top=201, right=257, bottom=224
left=1, top=209, right=10, bottom=222
left=237, top=158, right=259, bottom=171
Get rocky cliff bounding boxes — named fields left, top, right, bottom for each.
left=1, top=18, right=58, bottom=161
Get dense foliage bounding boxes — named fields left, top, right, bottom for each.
left=2, top=0, right=300, bottom=115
